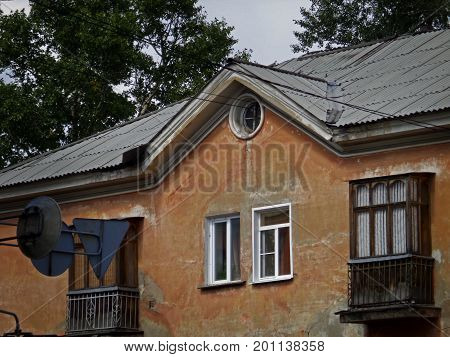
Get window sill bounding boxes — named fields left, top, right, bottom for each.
left=198, top=280, right=246, bottom=290
left=250, top=275, right=294, bottom=285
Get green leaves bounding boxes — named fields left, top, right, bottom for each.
left=0, top=0, right=244, bottom=168
left=292, top=0, right=449, bottom=53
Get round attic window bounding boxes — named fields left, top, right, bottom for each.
left=229, top=94, right=264, bottom=139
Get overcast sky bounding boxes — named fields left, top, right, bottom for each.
left=1, top=0, right=310, bottom=64
left=198, top=0, right=310, bottom=64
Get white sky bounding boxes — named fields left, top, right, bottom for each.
left=198, top=0, right=310, bottom=64
left=1, top=0, right=310, bottom=65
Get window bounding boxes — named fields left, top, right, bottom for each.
left=243, top=102, right=262, bottom=132
left=206, top=215, right=241, bottom=285
left=69, top=222, right=138, bottom=290
left=350, top=174, right=431, bottom=259
left=253, top=203, right=292, bottom=283
left=66, top=221, right=140, bottom=335
left=229, top=93, right=264, bottom=139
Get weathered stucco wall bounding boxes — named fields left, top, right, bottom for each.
left=0, top=108, right=448, bottom=336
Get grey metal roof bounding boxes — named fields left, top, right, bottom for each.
left=0, top=100, right=188, bottom=188
left=0, top=30, right=448, bottom=189
left=241, top=29, right=450, bottom=126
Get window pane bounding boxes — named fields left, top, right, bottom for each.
left=278, top=227, right=291, bottom=276
left=101, top=255, right=116, bottom=287
left=355, top=185, right=369, bottom=207
left=356, top=211, right=370, bottom=257
left=261, top=254, right=275, bottom=278
left=420, top=204, right=430, bottom=255
left=261, top=208, right=289, bottom=226
left=261, top=230, right=275, bottom=253
left=120, top=231, right=138, bottom=287
left=420, top=179, right=429, bottom=204
left=390, top=180, right=406, bottom=203
left=374, top=208, right=387, bottom=255
left=88, top=264, right=101, bottom=288
left=230, top=218, right=240, bottom=281
left=214, top=222, right=227, bottom=281
left=410, top=178, right=418, bottom=201
left=411, top=205, right=419, bottom=253
left=72, top=251, right=86, bottom=290
left=392, top=206, right=407, bottom=254
left=243, top=102, right=261, bottom=132
left=372, top=183, right=387, bottom=205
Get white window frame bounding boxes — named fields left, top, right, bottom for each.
left=229, top=93, right=264, bottom=140
left=252, top=203, right=293, bottom=283
left=206, top=215, right=240, bottom=285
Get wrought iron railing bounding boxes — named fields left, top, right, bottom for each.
left=66, top=286, right=139, bottom=335
left=348, top=255, right=434, bottom=308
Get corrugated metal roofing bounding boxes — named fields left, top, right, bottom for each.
left=0, top=100, right=188, bottom=188
left=272, top=29, right=450, bottom=126
left=0, top=30, right=448, bottom=189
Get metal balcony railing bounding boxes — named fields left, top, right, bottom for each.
left=66, top=286, right=139, bottom=335
left=348, top=255, right=434, bottom=308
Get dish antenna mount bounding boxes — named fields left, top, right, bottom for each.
left=0, top=196, right=130, bottom=279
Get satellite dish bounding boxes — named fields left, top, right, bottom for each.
left=1, top=196, right=131, bottom=280
left=16, top=196, right=62, bottom=259
left=31, top=222, right=74, bottom=277
left=73, top=218, right=129, bottom=280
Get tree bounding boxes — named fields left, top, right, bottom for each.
left=292, top=0, right=449, bottom=53
left=0, top=0, right=246, bottom=168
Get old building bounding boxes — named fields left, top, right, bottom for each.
left=0, top=29, right=449, bottom=337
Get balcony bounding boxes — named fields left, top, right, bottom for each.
left=66, top=286, right=141, bottom=336
left=337, top=255, right=440, bottom=323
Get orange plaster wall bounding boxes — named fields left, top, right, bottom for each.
left=0, top=108, right=448, bottom=336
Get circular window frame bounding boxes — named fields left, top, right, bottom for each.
left=229, top=93, right=264, bottom=140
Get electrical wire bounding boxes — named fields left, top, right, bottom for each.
left=2, top=0, right=449, bottom=171
left=2, top=5, right=449, bottom=334
left=26, top=0, right=450, bottom=133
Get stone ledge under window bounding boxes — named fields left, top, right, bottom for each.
left=336, top=304, right=441, bottom=324
left=198, top=280, right=246, bottom=290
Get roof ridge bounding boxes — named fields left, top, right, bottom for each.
left=228, top=58, right=329, bottom=83
left=0, top=99, right=188, bottom=174
left=294, top=28, right=447, bottom=61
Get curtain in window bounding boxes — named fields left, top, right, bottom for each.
left=356, top=211, right=370, bottom=257
left=352, top=176, right=430, bottom=258
left=356, top=185, right=370, bottom=207
left=411, top=205, right=419, bottom=252
left=373, top=183, right=387, bottom=256
left=391, top=181, right=407, bottom=254
left=410, top=179, right=419, bottom=253
left=374, top=209, right=387, bottom=255
left=356, top=185, right=370, bottom=257
left=391, top=180, right=406, bottom=202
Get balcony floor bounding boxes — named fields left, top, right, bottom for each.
left=66, top=327, right=143, bottom=337
left=336, top=304, right=441, bottom=324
